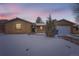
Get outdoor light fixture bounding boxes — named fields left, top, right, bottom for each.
left=40, top=26, right=43, bottom=30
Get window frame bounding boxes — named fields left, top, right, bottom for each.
left=15, top=23, right=22, bottom=30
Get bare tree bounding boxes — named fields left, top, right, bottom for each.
left=73, top=3, right=79, bottom=22
left=46, top=15, right=56, bottom=37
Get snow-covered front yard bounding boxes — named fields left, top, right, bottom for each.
left=0, top=33, right=79, bottom=56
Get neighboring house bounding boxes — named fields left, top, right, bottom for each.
left=4, top=18, right=33, bottom=34
left=55, top=19, right=75, bottom=36
left=35, top=23, right=46, bottom=33
left=71, top=24, right=79, bottom=34
left=0, top=20, right=8, bottom=33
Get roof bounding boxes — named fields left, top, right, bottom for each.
left=58, top=19, right=75, bottom=24
left=5, top=17, right=33, bottom=24
left=36, top=23, right=46, bottom=26
left=0, top=20, right=8, bottom=24
left=55, top=19, right=75, bottom=26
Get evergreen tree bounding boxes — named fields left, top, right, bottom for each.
left=36, top=17, right=43, bottom=23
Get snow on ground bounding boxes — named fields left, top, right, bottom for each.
left=0, top=33, right=79, bottom=56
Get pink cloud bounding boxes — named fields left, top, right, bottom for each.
left=0, top=4, right=23, bottom=19
left=0, top=13, right=17, bottom=19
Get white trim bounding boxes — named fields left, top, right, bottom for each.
left=36, top=23, right=46, bottom=26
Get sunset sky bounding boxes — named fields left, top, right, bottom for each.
left=0, top=3, right=76, bottom=22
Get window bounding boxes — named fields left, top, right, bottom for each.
left=16, top=23, right=21, bottom=29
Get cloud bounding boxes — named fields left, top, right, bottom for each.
left=0, top=13, right=17, bottom=19
left=0, top=3, right=23, bottom=19
left=0, top=3, right=75, bottom=22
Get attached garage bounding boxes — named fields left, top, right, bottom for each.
left=56, top=26, right=71, bottom=36
left=55, top=19, right=75, bottom=36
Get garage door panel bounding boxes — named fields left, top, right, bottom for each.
left=56, top=26, right=71, bottom=36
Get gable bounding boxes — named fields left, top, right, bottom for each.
left=5, top=18, right=32, bottom=25
left=56, top=19, right=75, bottom=26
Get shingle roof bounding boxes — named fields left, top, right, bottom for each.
left=5, top=17, right=33, bottom=24
left=57, top=19, right=75, bottom=25
left=0, top=20, right=8, bottom=24
left=36, top=23, right=45, bottom=26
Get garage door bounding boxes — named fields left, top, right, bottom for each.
left=56, top=26, right=71, bottom=36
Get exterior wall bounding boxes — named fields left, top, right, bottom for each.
left=35, top=25, right=46, bottom=33
left=71, top=26, right=79, bottom=34
left=0, top=24, right=4, bottom=33
left=4, top=20, right=32, bottom=34
left=0, top=20, right=8, bottom=33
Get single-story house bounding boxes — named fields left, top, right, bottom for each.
left=0, top=18, right=79, bottom=35
left=4, top=17, right=33, bottom=34
left=55, top=19, right=75, bottom=36
left=35, top=23, right=46, bottom=33
left=0, top=17, right=46, bottom=34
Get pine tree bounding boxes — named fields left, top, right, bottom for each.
left=36, top=17, right=43, bottom=23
